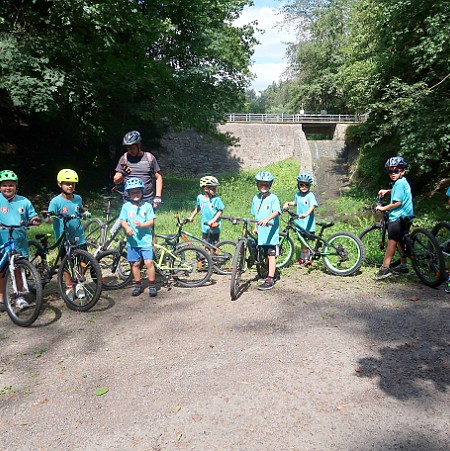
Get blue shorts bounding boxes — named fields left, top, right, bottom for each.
left=127, top=246, right=153, bottom=262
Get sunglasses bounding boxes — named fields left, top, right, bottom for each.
left=298, top=183, right=310, bottom=187
left=388, top=168, right=403, bottom=174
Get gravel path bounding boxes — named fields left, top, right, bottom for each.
left=0, top=266, right=449, bottom=450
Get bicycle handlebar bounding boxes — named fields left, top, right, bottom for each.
left=221, top=216, right=273, bottom=226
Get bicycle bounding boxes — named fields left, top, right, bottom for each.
left=0, top=224, right=43, bottom=327
left=28, top=212, right=103, bottom=311
left=279, top=209, right=365, bottom=276
left=155, top=215, right=236, bottom=275
left=431, top=221, right=450, bottom=291
left=359, top=201, right=445, bottom=287
left=221, top=216, right=274, bottom=301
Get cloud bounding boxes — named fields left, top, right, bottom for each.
left=235, top=4, right=297, bottom=92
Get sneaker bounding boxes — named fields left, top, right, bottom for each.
left=293, top=259, right=305, bottom=267
left=75, top=283, right=86, bottom=299
left=15, top=296, right=30, bottom=310
left=299, top=260, right=312, bottom=269
left=391, top=266, right=409, bottom=275
left=374, top=267, right=393, bottom=280
left=149, top=286, right=157, bottom=297
left=258, top=279, right=275, bottom=291
left=65, top=287, right=74, bottom=301
left=132, top=284, right=144, bottom=296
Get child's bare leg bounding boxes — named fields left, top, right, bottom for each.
left=268, top=255, right=276, bottom=278
left=382, top=239, right=398, bottom=268
left=131, top=261, right=141, bottom=283
left=144, top=259, right=157, bottom=297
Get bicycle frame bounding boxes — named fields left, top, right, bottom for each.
left=0, top=236, right=28, bottom=293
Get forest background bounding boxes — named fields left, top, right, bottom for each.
left=1, top=0, right=449, bottom=200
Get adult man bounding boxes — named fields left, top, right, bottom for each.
left=113, top=130, right=163, bottom=209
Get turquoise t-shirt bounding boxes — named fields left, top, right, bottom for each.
left=251, top=192, right=280, bottom=246
left=293, top=190, right=318, bottom=232
left=389, top=177, right=413, bottom=222
left=0, top=194, right=38, bottom=258
left=48, top=194, right=86, bottom=245
left=195, top=194, right=225, bottom=233
left=446, top=186, right=450, bottom=197
left=119, top=201, right=156, bottom=248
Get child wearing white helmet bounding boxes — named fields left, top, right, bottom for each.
left=0, top=170, right=40, bottom=311
left=188, top=176, right=224, bottom=245
left=283, top=172, right=318, bottom=268
left=119, top=177, right=157, bottom=297
left=252, top=170, right=281, bottom=291
left=374, top=156, right=413, bottom=280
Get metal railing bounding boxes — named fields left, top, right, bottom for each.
left=225, top=113, right=362, bottom=124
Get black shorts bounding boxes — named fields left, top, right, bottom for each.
left=388, top=218, right=411, bottom=242
left=202, top=232, right=220, bottom=246
left=258, top=245, right=279, bottom=257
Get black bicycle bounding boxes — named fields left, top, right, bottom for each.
left=431, top=221, right=450, bottom=291
left=279, top=209, right=365, bottom=276
left=359, top=200, right=445, bottom=287
left=28, top=213, right=103, bottom=311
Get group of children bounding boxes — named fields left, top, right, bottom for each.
left=0, top=154, right=447, bottom=311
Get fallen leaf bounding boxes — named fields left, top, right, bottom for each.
left=94, top=387, right=109, bottom=396
left=171, top=405, right=181, bottom=413
left=409, top=295, right=421, bottom=302
left=176, top=432, right=183, bottom=441
left=355, top=367, right=362, bottom=373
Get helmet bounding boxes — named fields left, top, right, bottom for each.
left=125, top=177, right=145, bottom=191
left=297, top=172, right=313, bottom=184
left=122, top=130, right=142, bottom=146
left=385, top=156, right=408, bottom=168
left=200, top=176, right=220, bottom=187
left=57, top=169, right=79, bottom=183
left=255, top=171, right=274, bottom=183
left=0, top=170, right=18, bottom=182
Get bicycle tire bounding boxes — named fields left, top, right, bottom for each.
left=323, top=232, right=365, bottom=276
left=277, top=232, right=295, bottom=268
left=57, top=249, right=103, bottom=311
left=4, top=259, right=43, bottom=327
left=27, top=240, right=51, bottom=287
left=171, top=246, right=213, bottom=288
left=410, top=228, right=446, bottom=287
left=431, top=221, right=450, bottom=253
left=213, top=240, right=237, bottom=275
left=83, top=218, right=103, bottom=254
left=359, top=225, right=401, bottom=268
left=97, top=250, right=133, bottom=290
left=230, top=239, right=247, bottom=300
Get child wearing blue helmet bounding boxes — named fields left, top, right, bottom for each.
left=119, top=177, right=157, bottom=297
left=283, top=172, right=318, bottom=267
left=252, top=170, right=281, bottom=291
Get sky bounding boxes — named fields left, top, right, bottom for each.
left=234, top=0, right=297, bottom=92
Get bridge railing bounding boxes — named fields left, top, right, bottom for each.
left=226, top=113, right=362, bottom=123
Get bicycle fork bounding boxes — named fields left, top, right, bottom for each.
left=9, top=254, right=30, bottom=297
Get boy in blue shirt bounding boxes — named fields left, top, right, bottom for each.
left=374, top=156, right=414, bottom=280
left=46, top=169, right=90, bottom=300
left=252, top=170, right=281, bottom=291
left=0, top=170, right=40, bottom=311
left=120, top=177, right=157, bottom=297
left=283, top=172, right=318, bottom=268
left=188, top=176, right=224, bottom=245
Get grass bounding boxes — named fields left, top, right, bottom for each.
left=27, top=158, right=449, bottom=246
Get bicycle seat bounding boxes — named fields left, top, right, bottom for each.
left=317, top=222, right=334, bottom=229
left=35, top=233, right=50, bottom=240
left=102, top=196, right=116, bottom=200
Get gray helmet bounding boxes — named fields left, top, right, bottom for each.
left=122, top=130, right=142, bottom=146
left=297, top=172, right=313, bottom=185
left=385, top=156, right=408, bottom=168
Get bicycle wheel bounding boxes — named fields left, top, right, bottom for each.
left=359, top=225, right=385, bottom=267
left=230, top=239, right=247, bottom=300
left=83, top=218, right=103, bottom=254
left=171, top=246, right=213, bottom=288
left=277, top=232, right=295, bottom=268
left=323, top=232, right=365, bottom=276
left=97, top=250, right=133, bottom=290
left=213, top=240, right=237, bottom=275
left=4, top=259, right=43, bottom=327
left=57, top=249, right=103, bottom=311
left=28, top=240, right=51, bottom=286
left=410, top=228, right=446, bottom=287
left=431, top=221, right=450, bottom=253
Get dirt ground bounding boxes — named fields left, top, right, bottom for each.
left=0, top=265, right=449, bottom=451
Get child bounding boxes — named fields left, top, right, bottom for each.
left=188, top=176, right=224, bottom=245
left=283, top=172, right=318, bottom=267
left=46, top=169, right=90, bottom=300
left=252, top=170, right=281, bottom=291
left=0, top=170, right=40, bottom=311
left=446, top=186, right=450, bottom=206
left=374, top=156, right=414, bottom=280
left=119, top=177, right=157, bottom=297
